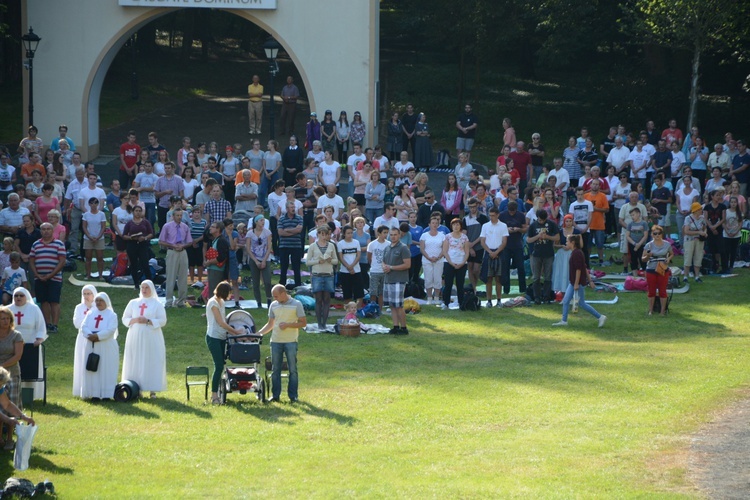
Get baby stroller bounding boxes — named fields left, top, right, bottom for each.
left=218, top=310, right=266, bottom=404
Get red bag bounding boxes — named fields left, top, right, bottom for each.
left=624, top=276, right=649, bottom=291
left=205, top=247, right=224, bottom=267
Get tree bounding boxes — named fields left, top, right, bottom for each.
left=631, top=0, right=741, bottom=131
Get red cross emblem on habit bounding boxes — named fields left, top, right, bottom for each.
left=94, top=315, right=103, bottom=329
left=139, top=303, right=148, bottom=316
left=14, top=311, right=23, bottom=325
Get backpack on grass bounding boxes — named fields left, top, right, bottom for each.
left=459, top=290, right=480, bottom=311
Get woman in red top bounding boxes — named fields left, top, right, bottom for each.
left=553, top=234, right=606, bottom=327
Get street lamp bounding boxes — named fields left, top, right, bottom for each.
left=21, top=27, right=41, bottom=127
left=263, top=37, right=282, bottom=140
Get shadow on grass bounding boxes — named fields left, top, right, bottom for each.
left=139, top=397, right=212, bottom=419
left=295, top=312, right=733, bottom=396
left=28, top=448, right=75, bottom=475
left=291, top=400, right=356, bottom=426
left=226, top=400, right=298, bottom=424
left=99, top=400, right=160, bottom=419
left=29, top=402, right=82, bottom=418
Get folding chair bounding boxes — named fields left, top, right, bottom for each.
left=21, top=388, right=34, bottom=417
left=185, top=366, right=209, bottom=401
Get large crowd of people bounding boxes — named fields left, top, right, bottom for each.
left=0, top=104, right=744, bottom=412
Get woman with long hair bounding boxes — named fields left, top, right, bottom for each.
left=441, top=173, right=463, bottom=223
left=335, top=111, right=350, bottom=163
left=205, top=281, right=244, bottom=405
left=723, top=196, right=743, bottom=271
left=553, top=234, right=606, bottom=327
left=320, top=110, right=337, bottom=154
left=350, top=111, right=366, bottom=146
left=306, top=226, right=338, bottom=331
left=181, top=165, right=200, bottom=202
left=643, top=224, right=674, bottom=315
left=122, top=205, right=154, bottom=289
left=246, top=215, right=273, bottom=308
left=0, top=306, right=24, bottom=443
left=442, top=218, right=470, bottom=310
left=394, top=183, right=417, bottom=222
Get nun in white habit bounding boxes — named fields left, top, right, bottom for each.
left=73, top=285, right=98, bottom=333
left=7, top=287, right=46, bottom=400
left=73, top=292, right=119, bottom=399
left=121, top=280, right=167, bottom=398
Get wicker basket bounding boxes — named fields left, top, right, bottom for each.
left=339, top=323, right=360, bottom=337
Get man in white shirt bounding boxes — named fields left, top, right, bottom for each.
left=373, top=203, right=400, bottom=231
left=551, top=157, right=570, bottom=192
left=0, top=194, right=30, bottom=236
left=346, top=143, right=366, bottom=183
left=78, top=172, right=106, bottom=213
left=606, top=137, right=630, bottom=176
left=392, top=151, right=414, bottom=186
left=670, top=141, right=687, bottom=180
left=234, top=169, right=259, bottom=213
left=569, top=187, right=594, bottom=265
left=627, top=140, right=650, bottom=181
left=479, top=207, right=508, bottom=308
left=64, top=166, right=87, bottom=255
left=316, top=184, right=345, bottom=220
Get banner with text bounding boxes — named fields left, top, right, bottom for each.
left=119, top=0, right=277, bottom=9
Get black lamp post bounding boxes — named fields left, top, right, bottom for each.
left=263, top=37, right=281, bottom=140
left=21, top=27, right=41, bottom=127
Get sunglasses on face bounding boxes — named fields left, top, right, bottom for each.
left=652, top=231, right=662, bottom=235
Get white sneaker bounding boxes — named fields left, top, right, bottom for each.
left=552, top=321, right=568, bottom=326
left=598, top=315, right=607, bottom=328
left=439, top=303, right=448, bottom=310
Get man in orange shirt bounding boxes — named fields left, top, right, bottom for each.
left=21, top=153, right=46, bottom=182
left=235, top=157, right=260, bottom=186
left=584, top=178, right=610, bottom=265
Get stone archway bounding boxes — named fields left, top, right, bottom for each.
left=22, top=0, right=379, bottom=159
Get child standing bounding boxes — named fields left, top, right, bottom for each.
left=0, top=237, right=14, bottom=272
left=82, top=196, right=107, bottom=280
left=626, top=208, right=649, bottom=276
left=1, top=252, right=29, bottom=305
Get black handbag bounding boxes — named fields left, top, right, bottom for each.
left=86, top=341, right=100, bottom=372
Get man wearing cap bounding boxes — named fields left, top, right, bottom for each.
left=279, top=76, right=300, bottom=136
left=247, top=75, right=264, bottom=135
left=159, top=208, right=192, bottom=307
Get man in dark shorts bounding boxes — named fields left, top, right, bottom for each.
left=382, top=227, right=411, bottom=335
left=463, top=197, right=488, bottom=292
left=29, top=223, right=66, bottom=333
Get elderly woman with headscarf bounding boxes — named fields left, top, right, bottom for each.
left=121, top=280, right=167, bottom=399
left=73, top=285, right=97, bottom=334
left=8, top=287, right=46, bottom=401
left=73, top=292, right=119, bottom=400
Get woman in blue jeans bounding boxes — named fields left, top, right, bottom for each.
left=205, top=281, right=244, bottom=405
left=553, top=234, right=607, bottom=328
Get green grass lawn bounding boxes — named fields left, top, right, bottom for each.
left=2, top=249, right=747, bottom=497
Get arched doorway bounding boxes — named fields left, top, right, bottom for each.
left=22, top=0, right=379, bottom=159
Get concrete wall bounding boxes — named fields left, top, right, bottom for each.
left=22, top=0, right=379, bottom=160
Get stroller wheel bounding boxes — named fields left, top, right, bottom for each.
left=258, top=379, right=266, bottom=403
